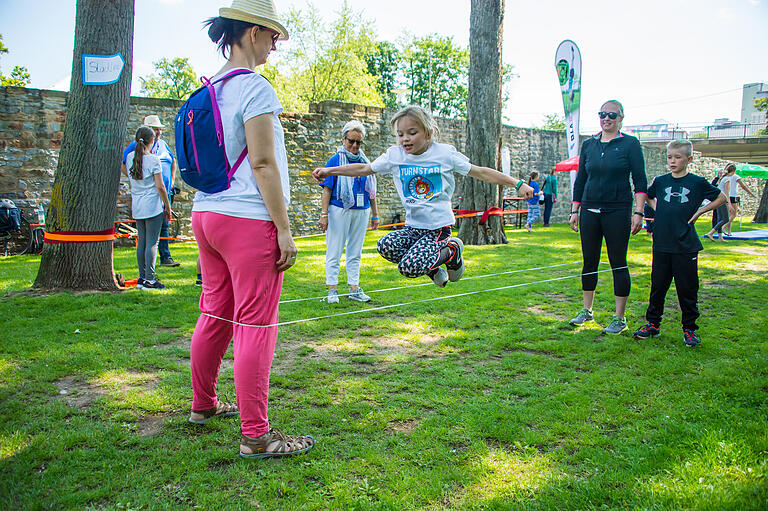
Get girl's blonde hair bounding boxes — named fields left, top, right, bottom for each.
left=390, top=106, right=439, bottom=140
left=131, top=126, right=155, bottom=180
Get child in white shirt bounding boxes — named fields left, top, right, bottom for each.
left=313, top=106, right=533, bottom=287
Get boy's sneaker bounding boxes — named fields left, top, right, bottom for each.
left=142, top=279, right=166, bottom=290
left=349, top=287, right=371, bottom=302
left=602, top=315, right=628, bottom=334
left=195, top=275, right=203, bottom=286
left=568, top=308, right=593, bottom=326
left=428, top=268, right=449, bottom=288
left=327, top=289, right=339, bottom=304
left=683, top=329, right=701, bottom=347
left=160, top=258, right=181, bottom=267
left=445, top=237, right=465, bottom=282
left=136, top=278, right=146, bottom=290
left=633, top=323, right=660, bottom=339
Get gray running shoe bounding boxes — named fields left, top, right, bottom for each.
left=429, top=268, right=449, bottom=288
left=602, top=315, right=628, bottom=334
left=569, top=308, right=593, bottom=326
left=349, top=287, right=371, bottom=302
left=445, top=237, right=465, bottom=282
left=327, top=289, right=339, bottom=304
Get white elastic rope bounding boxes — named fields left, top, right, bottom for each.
left=202, top=265, right=629, bottom=329
left=279, top=260, right=585, bottom=304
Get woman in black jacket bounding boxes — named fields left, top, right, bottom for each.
left=568, top=100, right=648, bottom=334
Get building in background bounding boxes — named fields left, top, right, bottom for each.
left=741, top=82, right=768, bottom=125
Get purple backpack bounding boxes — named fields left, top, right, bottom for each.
left=174, top=69, right=253, bottom=193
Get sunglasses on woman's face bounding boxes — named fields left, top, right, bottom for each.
left=345, top=138, right=363, bottom=146
left=598, top=111, right=619, bottom=120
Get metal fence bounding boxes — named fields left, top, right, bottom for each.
left=633, top=123, right=767, bottom=142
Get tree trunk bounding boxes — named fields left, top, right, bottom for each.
left=34, top=0, right=135, bottom=291
left=458, top=0, right=507, bottom=245
left=754, top=180, right=768, bottom=223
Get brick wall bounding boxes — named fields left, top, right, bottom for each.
left=2, top=86, right=759, bottom=241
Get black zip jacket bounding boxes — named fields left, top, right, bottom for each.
left=573, top=132, right=647, bottom=208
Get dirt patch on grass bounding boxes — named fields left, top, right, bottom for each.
left=729, top=245, right=768, bottom=257
left=386, top=418, right=419, bottom=434
left=55, top=371, right=161, bottom=409
left=532, top=291, right=571, bottom=303
left=271, top=330, right=447, bottom=374
left=526, top=305, right=568, bottom=320
left=136, top=414, right=168, bottom=437
left=55, top=375, right=105, bottom=409
left=156, top=336, right=190, bottom=350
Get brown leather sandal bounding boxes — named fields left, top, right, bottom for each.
left=188, top=401, right=239, bottom=425
left=240, top=428, right=315, bottom=459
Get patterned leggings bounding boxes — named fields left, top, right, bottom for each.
left=376, top=226, right=452, bottom=278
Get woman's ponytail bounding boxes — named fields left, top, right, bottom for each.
left=130, top=126, right=155, bottom=180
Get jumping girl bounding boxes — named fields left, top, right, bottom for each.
left=126, top=126, right=171, bottom=290
left=312, top=105, right=534, bottom=287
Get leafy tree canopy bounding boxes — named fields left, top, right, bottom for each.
left=402, top=34, right=469, bottom=118
left=0, top=34, right=31, bottom=87
left=540, top=113, right=566, bottom=130
left=755, top=97, right=768, bottom=135
left=139, top=57, right=197, bottom=100
left=268, top=1, right=384, bottom=112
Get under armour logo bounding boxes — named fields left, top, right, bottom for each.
left=664, top=186, right=690, bottom=203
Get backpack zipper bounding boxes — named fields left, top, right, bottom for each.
left=187, top=110, right=201, bottom=174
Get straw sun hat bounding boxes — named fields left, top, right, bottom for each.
left=219, top=0, right=289, bottom=41
left=143, top=115, right=165, bottom=128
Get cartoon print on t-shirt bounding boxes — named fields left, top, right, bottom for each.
left=400, top=164, right=442, bottom=203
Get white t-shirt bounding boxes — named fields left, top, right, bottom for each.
left=370, top=142, right=471, bottom=230
left=192, top=69, right=290, bottom=221
left=127, top=152, right=164, bottom=219
left=725, top=174, right=740, bottom=198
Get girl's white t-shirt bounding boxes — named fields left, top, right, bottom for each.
left=127, top=152, right=164, bottom=219
left=192, top=70, right=290, bottom=221
left=370, top=142, right=471, bottom=230
left=725, top=174, right=740, bottom=198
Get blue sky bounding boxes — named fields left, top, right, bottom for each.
left=1, top=0, right=766, bottom=131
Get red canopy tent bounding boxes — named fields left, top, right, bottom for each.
left=555, top=155, right=579, bottom=172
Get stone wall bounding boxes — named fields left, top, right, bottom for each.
left=2, top=86, right=761, bottom=242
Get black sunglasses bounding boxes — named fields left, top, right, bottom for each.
left=345, top=138, right=363, bottom=146
left=598, top=111, right=620, bottom=120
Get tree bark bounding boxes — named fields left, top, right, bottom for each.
left=458, top=0, right=507, bottom=245
left=754, top=180, right=768, bottom=223
left=34, top=0, right=135, bottom=291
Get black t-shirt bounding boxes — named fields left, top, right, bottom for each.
left=647, top=172, right=722, bottom=253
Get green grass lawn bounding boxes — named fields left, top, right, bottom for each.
left=1, top=222, right=766, bottom=510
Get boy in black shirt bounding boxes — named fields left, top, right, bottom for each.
left=633, top=140, right=726, bottom=347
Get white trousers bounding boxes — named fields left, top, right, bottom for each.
left=325, top=206, right=370, bottom=286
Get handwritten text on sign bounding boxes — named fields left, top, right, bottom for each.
left=82, top=54, right=125, bottom=85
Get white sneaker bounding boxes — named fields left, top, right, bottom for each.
left=349, top=287, right=371, bottom=302
left=429, top=268, right=449, bottom=288
left=327, top=289, right=339, bottom=304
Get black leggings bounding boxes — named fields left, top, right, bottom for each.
left=579, top=207, right=631, bottom=296
left=711, top=203, right=729, bottom=234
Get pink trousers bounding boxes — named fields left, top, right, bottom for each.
left=190, top=211, right=283, bottom=438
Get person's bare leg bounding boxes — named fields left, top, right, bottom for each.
left=615, top=295, right=628, bottom=318
left=583, top=290, right=595, bottom=310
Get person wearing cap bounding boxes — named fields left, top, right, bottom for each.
left=121, top=114, right=180, bottom=267
left=187, top=0, right=315, bottom=460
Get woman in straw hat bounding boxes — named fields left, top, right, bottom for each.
left=188, top=0, right=314, bottom=459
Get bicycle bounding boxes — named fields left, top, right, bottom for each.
left=1, top=206, right=44, bottom=257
